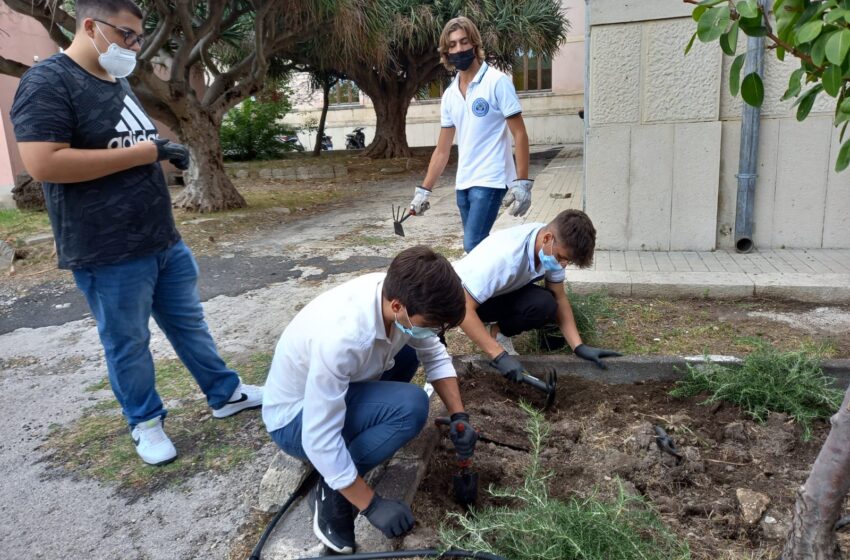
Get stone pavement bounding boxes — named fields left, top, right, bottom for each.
left=495, top=145, right=850, bottom=303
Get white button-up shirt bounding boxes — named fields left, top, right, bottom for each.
left=453, top=223, right=566, bottom=304
left=441, top=62, right=523, bottom=190
left=262, top=272, right=456, bottom=490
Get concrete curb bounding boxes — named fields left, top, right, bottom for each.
left=453, top=354, right=850, bottom=389
left=566, top=269, right=850, bottom=303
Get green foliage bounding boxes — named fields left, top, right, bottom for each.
left=670, top=343, right=843, bottom=441
left=440, top=402, right=690, bottom=560
left=534, top=288, right=613, bottom=352
left=219, top=96, right=293, bottom=161
left=689, top=0, right=850, bottom=172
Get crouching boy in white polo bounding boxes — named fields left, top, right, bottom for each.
left=262, top=246, right=477, bottom=553
left=454, top=210, right=622, bottom=380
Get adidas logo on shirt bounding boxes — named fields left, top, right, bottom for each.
left=107, top=95, right=158, bottom=149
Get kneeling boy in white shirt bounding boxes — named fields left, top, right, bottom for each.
left=263, top=246, right=476, bottom=553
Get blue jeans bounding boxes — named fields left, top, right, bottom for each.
left=456, top=186, right=508, bottom=253
left=270, top=345, right=428, bottom=475
left=72, top=240, right=240, bottom=427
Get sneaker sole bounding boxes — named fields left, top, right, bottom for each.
left=141, top=453, right=177, bottom=467
left=211, top=403, right=262, bottom=419
left=312, top=494, right=354, bottom=554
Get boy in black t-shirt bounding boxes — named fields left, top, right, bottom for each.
left=10, top=0, right=262, bottom=466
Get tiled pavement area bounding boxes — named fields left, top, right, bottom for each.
left=494, top=145, right=850, bottom=303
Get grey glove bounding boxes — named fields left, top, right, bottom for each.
left=449, top=412, right=478, bottom=460
left=503, top=179, right=533, bottom=217
left=153, top=138, right=190, bottom=170
left=409, top=186, right=432, bottom=215
left=489, top=351, right=525, bottom=383
left=573, top=344, right=622, bottom=369
left=361, top=493, right=415, bottom=538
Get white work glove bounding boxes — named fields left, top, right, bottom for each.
left=503, top=179, right=534, bottom=217
left=409, top=186, right=432, bottom=216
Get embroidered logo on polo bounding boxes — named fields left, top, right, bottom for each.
left=471, top=97, right=490, bottom=117
left=107, top=95, right=158, bottom=149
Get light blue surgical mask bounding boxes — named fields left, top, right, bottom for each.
left=394, top=308, right=440, bottom=339
left=538, top=237, right=562, bottom=272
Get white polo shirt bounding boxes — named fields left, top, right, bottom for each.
left=262, top=272, right=456, bottom=491
left=453, top=223, right=566, bottom=304
left=441, top=62, right=522, bottom=190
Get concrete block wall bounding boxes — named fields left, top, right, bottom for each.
left=586, top=14, right=722, bottom=251
left=586, top=0, right=850, bottom=250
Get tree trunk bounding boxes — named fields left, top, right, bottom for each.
left=782, top=387, right=850, bottom=559
left=171, top=112, right=246, bottom=212
left=365, top=91, right=413, bottom=159
left=313, top=80, right=331, bottom=157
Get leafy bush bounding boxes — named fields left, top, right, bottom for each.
left=671, top=343, right=843, bottom=440
left=219, top=96, right=293, bottom=161
left=440, top=402, right=690, bottom=560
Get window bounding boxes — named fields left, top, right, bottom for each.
left=512, top=51, right=552, bottom=93
left=330, top=80, right=361, bottom=105
left=417, top=76, right=453, bottom=100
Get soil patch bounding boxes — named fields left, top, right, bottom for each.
left=415, top=369, right=847, bottom=559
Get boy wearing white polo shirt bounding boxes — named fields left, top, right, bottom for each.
left=409, top=16, right=533, bottom=253
left=454, top=210, right=621, bottom=380
left=262, top=246, right=477, bottom=554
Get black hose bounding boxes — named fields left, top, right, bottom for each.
left=297, top=549, right=507, bottom=560
left=247, top=467, right=508, bottom=560
left=249, top=468, right=319, bottom=560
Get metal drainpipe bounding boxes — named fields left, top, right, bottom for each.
left=582, top=0, right=590, bottom=210
left=734, top=0, right=769, bottom=253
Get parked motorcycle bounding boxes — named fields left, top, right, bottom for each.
left=279, top=134, right=305, bottom=152
left=345, top=127, right=366, bottom=150
left=321, top=133, right=333, bottom=151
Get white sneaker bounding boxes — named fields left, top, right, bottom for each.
left=131, top=416, right=177, bottom=466
left=212, top=382, right=263, bottom=419
left=495, top=332, right=519, bottom=356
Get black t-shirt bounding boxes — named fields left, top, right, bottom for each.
left=10, top=53, right=179, bottom=269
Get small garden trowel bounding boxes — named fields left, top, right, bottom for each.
left=434, top=417, right=479, bottom=507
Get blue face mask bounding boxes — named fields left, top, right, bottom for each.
left=395, top=308, right=440, bottom=339
left=538, top=237, right=563, bottom=272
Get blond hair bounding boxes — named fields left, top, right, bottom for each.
left=438, top=16, right=485, bottom=71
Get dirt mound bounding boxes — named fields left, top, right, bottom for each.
left=415, top=370, right=841, bottom=558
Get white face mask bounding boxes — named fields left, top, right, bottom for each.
left=90, top=23, right=137, bottom=78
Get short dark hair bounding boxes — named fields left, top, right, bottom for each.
left=383, top=246, right=466, bottom=330
left=76, top=0, right=143, bottom=28
left=549, top=209, right=596, bottom=268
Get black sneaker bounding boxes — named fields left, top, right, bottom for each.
left=309, top=477, right=355, bottom=554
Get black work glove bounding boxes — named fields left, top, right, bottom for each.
left=153, top=138, right=190, bottom=170
left=489, top=351, right=525, bottom=383
left=449, top=412, right=478, bottom=460
left=573, top=344, right=622, bottom=369
left=361, top=493, right=415, bottom=538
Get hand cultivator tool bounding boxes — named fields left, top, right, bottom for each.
left=521, top=367, right=557, bottom=410
left=653, top=425, right=684, bottom=465
left=392, top=204, right=413, bottom=236
left=434, top=417, right=479, bottom=507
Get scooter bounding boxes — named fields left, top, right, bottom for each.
left=279, top=134, right=305, bottom=152
left=345, top=127, right=366, bottom=150
left=320, top=133, right=333, bottom=151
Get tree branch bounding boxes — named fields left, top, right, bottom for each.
left=682, top=0, right=816, bottom=67
left=3, top=0, right=74, bottom=49
left=0, top=54, right=30, bottom=78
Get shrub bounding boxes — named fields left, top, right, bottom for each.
left=671, top=343, right=843, bottom=440
left=220, top=96, right=293, bottom=161
left=440, top=402, right=690, bottom=560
